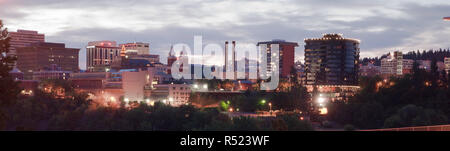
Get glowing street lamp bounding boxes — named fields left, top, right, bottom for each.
left=317, top=97, right=325, bottom=104
left=319, top=107, right=328, bottom=115
left=229, top=107, right=234, bottom=112
left=261, top=99, right=266, bottom=104
left=268, top=102, right=272, bottom=113
left=110, top=97, right=116, bottom=102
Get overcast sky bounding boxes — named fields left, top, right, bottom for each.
left=1, top=0, right=450, bottom=69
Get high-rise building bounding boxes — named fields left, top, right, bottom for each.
left=16, top=42, right=79, bottom=79
left=119, top=42, right=150, bottom=55
left=86, top=41, right=121, bottom=72
left=304, top=34, right=360, bottom=85
left=445, top=57, right=450, bottom=74
left=257, top=40, right=298, bottom=78
left=8, top=30, right=45, bottom=56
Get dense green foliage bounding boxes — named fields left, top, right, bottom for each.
left=1, top=88, right=313, bottom=130
left=0, top=20, right=21, bottom=129
left=328, top=63, right=450, bottom=129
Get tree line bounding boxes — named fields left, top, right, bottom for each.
left=361, top=48, right=450, bottom=66
left=328, top=61, right=450, bottom=129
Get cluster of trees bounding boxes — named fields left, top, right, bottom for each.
left=328, top=62, right=450, bottom=129
left=1, top=88, right=313, bottom=131
left=191, top=67, right=311, bottom=113
left=215, top=89, right=309, bottom=113
left=0, top=20, right=21, bottom=129
left=360, top=48, right=450, bottom=66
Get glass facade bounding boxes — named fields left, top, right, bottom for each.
left=304, top=34, right=360, bottom=85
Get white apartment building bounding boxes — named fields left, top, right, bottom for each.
left=381, top=51, right=413, bottom=77
left=151, top=83, right=191, bottom=107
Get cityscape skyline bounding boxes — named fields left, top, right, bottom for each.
left=1, top=0, right=450, bottom=70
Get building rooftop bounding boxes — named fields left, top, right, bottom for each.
left=257, top=40, right=299, bottom=46
left=304, top=33, right=360, bottom=43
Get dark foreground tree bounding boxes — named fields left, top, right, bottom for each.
left=0, top=20, right=20, bottom=129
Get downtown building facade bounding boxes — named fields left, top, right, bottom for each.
left=257, top=40, right=298, bottom=78
left=304, top=34, right=360, bottom=102
left=380, top=51, right=414, bottom=78
left=119, top=42, right=150, bottom=55
left=304, top=34, right=360, bottom=86
left=359, top=63, right=381, bottom=77
left=16, top=42, right=79, bottom=80
left=8, top=30, right=45, bottom=56
left=445, top=57, right=450, bottom=74
left=87, top=41, right=159, bottom=72
left=86, top=41, right=121, bottom=72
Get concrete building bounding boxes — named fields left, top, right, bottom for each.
left=415, top=60, right=445, bottom=72
left=16, top=42, right=79, bottom=80
left=417, top=60, right=431, bottom=71
left=70, top=67, right=182, bottom=106
left=70, top=69, right=152, bottom=105
left=380, top=51, right=413, bottom=78
left=119, top=42, right=150, bottom=55
left=8, top=29, right=45, bottom=56
left=360, top=63, right=381, bottom=77
left=304, top=34, right=360, bottom=85
left=32, top=70, right=72, bottom=81
left=86, top=41, right=121, bottom=72
left=151, top=83, right=191, bottom=107
left=445, top=57, right=450, bottom=74
left=127, top=54, right=160, bottom=64
left=257, top=39, right=298, bottom=78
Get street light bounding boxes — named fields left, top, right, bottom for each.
left=268, top=102, right=272, bottom=113
left=317, top=97, right=325, bottom=104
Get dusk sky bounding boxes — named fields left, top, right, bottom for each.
left=1, top=0, right=450, bottom=69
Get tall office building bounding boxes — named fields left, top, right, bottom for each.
left=16, top=42, right=79, bottom=79
left=119, top=42, right=150, bottom=55
left=257, top=40, right=298, bottom=78
left=8, top=30, right=45, bottom=56
left=86, top=41, right=121, bottom=72
left=304, top=34, right=360, bottom=85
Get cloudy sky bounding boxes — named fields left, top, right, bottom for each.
left=1, top=0, right=450, bottom=69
